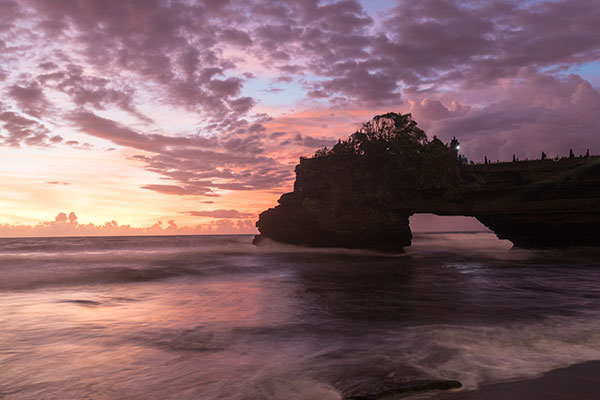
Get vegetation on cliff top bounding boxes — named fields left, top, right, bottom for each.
left=294, top=113, right=462, bottom=211
left=257, top=112, right=600, bottom=249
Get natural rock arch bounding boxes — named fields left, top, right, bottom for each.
left=255, top=113, right=600, bottom=251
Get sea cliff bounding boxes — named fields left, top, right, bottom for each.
left=255, top=113, right=600, bottom=251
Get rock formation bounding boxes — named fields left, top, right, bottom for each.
left=254, top=113, right=600, bottom=251
left=343, top=379, right=462, bottom=400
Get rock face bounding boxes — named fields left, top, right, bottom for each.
left=254, top=113, right=600, bottom=251
left=253, top=191, right=413, bottom=251
left=455, top=159, right=600, bottom=248
left=343, top=379, right=462, bottom=400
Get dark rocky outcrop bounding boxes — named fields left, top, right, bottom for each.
left=254, top=113, right=600, bottom=251
left=343, top=379, right=462, bottom=400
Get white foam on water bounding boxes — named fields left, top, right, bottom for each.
left=392, top=314, right=600, bottom=390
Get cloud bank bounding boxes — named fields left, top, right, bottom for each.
left=0, top=212, right=255, bottom=237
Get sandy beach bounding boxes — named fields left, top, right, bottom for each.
left=434, top=361, right=600, bottom=400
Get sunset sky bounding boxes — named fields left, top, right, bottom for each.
left=1, top=0, right=600, bottom=236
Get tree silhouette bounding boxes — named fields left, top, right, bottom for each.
left=295, top=113, right=462, bottom=210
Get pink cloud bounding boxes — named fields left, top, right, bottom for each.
left=0, top=110, right=60, bottom=147
left=70, top=111, right=292, bottom=195
left=0, top=212, right=256, bottom=238
left=408, top=72, right=600, bottom=161
left=220, top=28, right=253, bottom=47
left=8, top=81, right=49, bottom=118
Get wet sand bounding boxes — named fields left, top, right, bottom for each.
left=435, top=361, right=600, bottom=399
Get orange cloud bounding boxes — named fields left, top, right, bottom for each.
left=0, top=212, right=256, bottom=238
left=262, top=107, right=403, bottom=164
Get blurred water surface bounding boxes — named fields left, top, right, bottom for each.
left=1, top=233, right=600, bottom=399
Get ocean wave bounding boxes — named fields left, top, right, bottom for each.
left=0, top=234, right=254, bottom=254
left=0, top=235, right=410, bottom=291
left=382, top=315, right=600, bottom=391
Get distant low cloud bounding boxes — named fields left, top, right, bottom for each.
left=179, top=209, right=254, bottom=219
left=45, top=181, right=71, bottom=185
left=0, top=212, right=256, bottom=238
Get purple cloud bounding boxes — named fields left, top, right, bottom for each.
left=0, top=110, right=59, bottom=147
left=71, top=111, right=292, bottom=195
left=8, top=82, right=49, bottom=118
left=220, top=29, right=253, bottom=47
left=411, top=72, right=600, bottom=161
left=1, top=0, right=599, bottom=201
left=377, top=0, right=600, bottom=89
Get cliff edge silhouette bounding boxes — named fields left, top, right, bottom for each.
left=254, top=113, right=600, bottom=251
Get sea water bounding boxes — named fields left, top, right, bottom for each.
left=1, top=233, right=600, bottom=399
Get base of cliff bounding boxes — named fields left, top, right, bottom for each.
left=254, top=193, right=412, bottom=252
left=477, top=213, right=600, bottom=248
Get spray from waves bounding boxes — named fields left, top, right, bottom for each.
left=253, top=237, right=407, bottom=257
left=0, top=235, right=409, bottom=291
left=0, top=235, right=259, bottom=290
left=379, top=314, right=600, bottom=391
left=0, top=234, right=254, bottom=255
left=213, top=315, right=600, bottom=397
left=0, top=231, right=519, bottom=259
left=408, top=232, right=517, bottom=260
left=253, top=315, right=600, bottom=395
left=129, top=314, right=600, bottom=398
left=233, top=377, right=341, bottom=400
left=0, top=256, right=278, bottom=291
left=3, top=232, right=597, bottom=293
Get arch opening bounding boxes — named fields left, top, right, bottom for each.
left=408, top=214, right=513, bottom=251
left=409, top=214, right=489, bottom=233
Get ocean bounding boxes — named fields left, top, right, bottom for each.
left=1, top=233, right=600, bottom=399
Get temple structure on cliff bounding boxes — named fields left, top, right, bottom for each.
left=254, top=113, right=600, bottom=251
